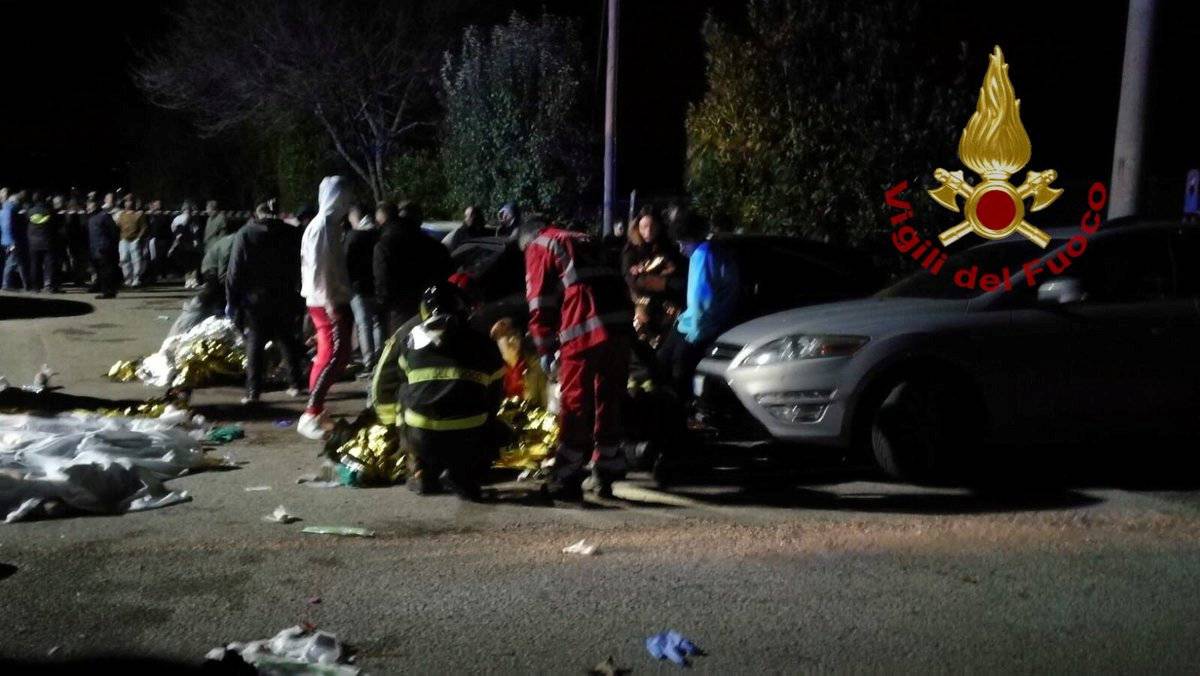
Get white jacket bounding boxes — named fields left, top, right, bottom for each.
left=300, top=176, right=353, bottom=308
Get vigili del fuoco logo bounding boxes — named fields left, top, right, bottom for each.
left=883, top=46, right=1108, bottom=293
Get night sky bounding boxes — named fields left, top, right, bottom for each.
left=0, top=1, right=1196, bottom=216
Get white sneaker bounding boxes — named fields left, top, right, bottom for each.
left=296, top=411, right=329, bottom=440
left=286, top=387, right=304, bottom=398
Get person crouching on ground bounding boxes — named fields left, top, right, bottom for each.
left=226, top=199, right=308, bottom=405
left=297, top=176, right=354, bottom=439
left=396, top=282, right=505, bottom=501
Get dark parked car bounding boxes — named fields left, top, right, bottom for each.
left=693, top=220, right=1200, bottom=481
left=452, top=234, right=883, bottom=334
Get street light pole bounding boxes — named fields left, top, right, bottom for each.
left=602, top=0, right=619, bottom=237
left=1109, top=0, right=1157, bottom=219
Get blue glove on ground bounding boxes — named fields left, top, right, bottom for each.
left=646, top=630, right=703, bottom=667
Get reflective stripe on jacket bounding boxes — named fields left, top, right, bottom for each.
left=386, top=316, right=504, bottom=434
left=524, top=227, right=632, bottom=357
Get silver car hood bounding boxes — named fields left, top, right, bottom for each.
left=717, top=297, right=972, bottom=345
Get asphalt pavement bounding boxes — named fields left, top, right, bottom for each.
left=3, top=286, right=1200, bottom=673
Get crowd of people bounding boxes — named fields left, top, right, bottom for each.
left=0, top=187, right=252, bottom=298
left=2, top=176, right=742, bottom=505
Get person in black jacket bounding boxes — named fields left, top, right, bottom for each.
left=226, top=199, right=307, bottom=404
left=344, top=202, right=384, bottom=371
left=144, top=199, right=174, bottom=284
left=27, top=195, right=64, bottom=293
left=63, top=194, right=91, bottom=286
left=85, top=195, right=120, bottom=298
left=373, top=201, right=452, bottom=335
left=396, top=282, right=505, bottom=501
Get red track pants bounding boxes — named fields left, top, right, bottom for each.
left=553, top=338, right=630, bottom=488
left=306, top=305, right=352, bottom=414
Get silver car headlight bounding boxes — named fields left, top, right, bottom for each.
left=737, top=335, right=868, bottom=368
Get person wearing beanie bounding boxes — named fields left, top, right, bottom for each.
left=226, top=198, right=307, bottom=405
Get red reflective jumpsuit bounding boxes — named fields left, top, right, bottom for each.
left=525, top=227, right=632, bottom=488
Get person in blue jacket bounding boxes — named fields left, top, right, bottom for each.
left=1, top=190, right=30, bottom=291
left=657, top=208, right=740, bottom=400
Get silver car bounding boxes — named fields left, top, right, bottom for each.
left=693, top=221, right=1200, bottom=481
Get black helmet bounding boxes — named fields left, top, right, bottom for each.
left=419, top=282, right=466, bottom=321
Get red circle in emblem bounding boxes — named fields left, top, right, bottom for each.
left=976, top=189, right=1017, bottom=231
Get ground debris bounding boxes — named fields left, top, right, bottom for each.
left=589, top=656, right=630, bottom=675
left=302, top=525, right=375, bottom=538
left=264, top=506, right=299, bottom=524
left=562, top=539, right=599, bottom=556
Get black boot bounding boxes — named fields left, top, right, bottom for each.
left=545, top=481, right=585, bottom=505
left=406, top=469, right=443, bottom=495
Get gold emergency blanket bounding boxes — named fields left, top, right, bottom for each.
left=493, top=397, right=557, bottom=471
left=334, top=423, right=407, bottom=485
left=169, top=338, right=246, bottom=389
left=107, top=360, right=140, bottom=382
left=329, top=397, right=558, bottom=485
left=105, top=316, right=247, bottom=389
left=94, top=397, right=177, bottom=419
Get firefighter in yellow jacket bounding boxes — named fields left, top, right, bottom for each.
left=379, top=283, right=506, bottom=500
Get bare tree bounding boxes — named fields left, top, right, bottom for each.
left=136, top=0, right=444, bottom=201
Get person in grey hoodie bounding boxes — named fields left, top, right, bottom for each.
left=297, top=176, right=353, bottom=439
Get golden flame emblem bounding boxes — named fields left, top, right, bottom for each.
left=929, top=46, right=1062, bottom=248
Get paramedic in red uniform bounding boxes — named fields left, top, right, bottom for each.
left=519, top=217, right=633, bottom=502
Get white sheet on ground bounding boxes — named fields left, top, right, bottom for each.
left=206, top=625, right=359, bottom=675
left=0, top=411, right=207, bottom=523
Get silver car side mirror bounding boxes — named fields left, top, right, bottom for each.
left=1037, top=278, right=1085, bottom=305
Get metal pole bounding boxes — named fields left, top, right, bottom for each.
left=602, top=0, right=619, bottom=237
left=1109, top=0, right=1157, bottom=219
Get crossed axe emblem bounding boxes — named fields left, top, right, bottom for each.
left=929, top=168, right=1062, bottom=248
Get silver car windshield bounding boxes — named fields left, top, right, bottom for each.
left=878, top=240, right=1053, bottom=300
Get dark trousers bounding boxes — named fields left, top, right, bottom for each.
left=91, top=253, right=120, bottom=296
left=244, top=304, right=307, bottom=397
left=406, top=426, right=494, bottom=497
left=553, top=338, right=630, bottom=489
left=67, top=239, right=91, bottom=285
left=29, top=248, right=58, bottom=291
left=656, top=329, right=708, bottom=402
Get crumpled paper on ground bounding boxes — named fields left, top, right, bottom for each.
left=0, top=411, right=207, bottom=523
left=264, top=505, right=299, bottom=524
left=205, top=625, right=358, bottom=675
left=107, top=316, right=246, bottom=389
